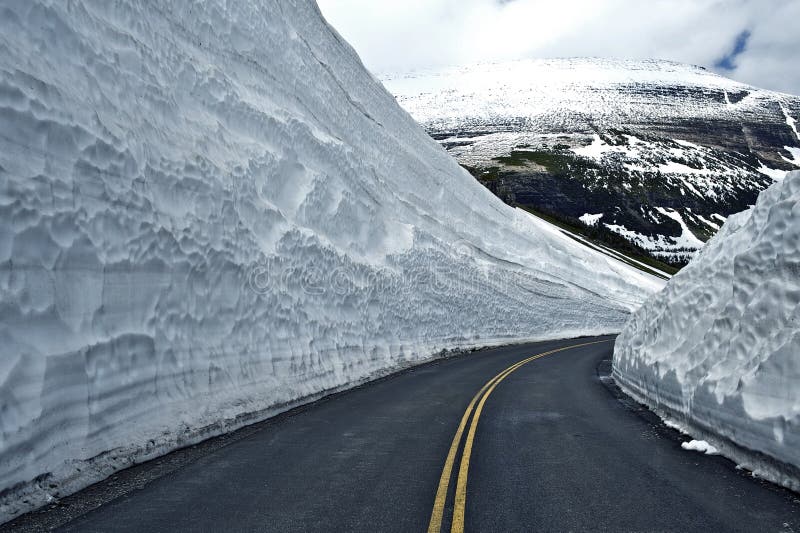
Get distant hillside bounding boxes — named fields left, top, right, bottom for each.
left=382, top=58, right=800, bottom=266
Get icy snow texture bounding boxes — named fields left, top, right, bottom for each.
left=681, top=440, right=719, bottom=455
left=0, top=0, right=662, bottom=522
left=614, top=170, right=800, bottom=490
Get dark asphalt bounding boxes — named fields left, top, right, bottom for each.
left=9, top=336, right=800, bottom=532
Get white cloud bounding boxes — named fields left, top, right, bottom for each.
left=317, top=0, right=800, bottom=95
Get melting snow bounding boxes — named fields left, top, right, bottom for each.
left=693, top=213, right=721, bottom=230
left=658, top=161, right=712, bottom=176
left=781, top=103, right=800, bottom=141
left=782, top=146, right=800, bottom=167
left=571, top=134, right=616, bottom=159
left=758, top=161, right=789, bottom=181
left=681, top=440, right=720, bottom=455
left=674, top=139, right=703, bottom=150
left=653, top=208, right=705, bottom=248
left=579, top=213, right=604, bottom=226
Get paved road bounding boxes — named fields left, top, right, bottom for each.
left=9, top=336, right=800, bottom=532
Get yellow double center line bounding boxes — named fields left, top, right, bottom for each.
left=427, top=340, right=610, bottom=533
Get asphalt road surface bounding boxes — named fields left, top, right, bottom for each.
left=7, top=336, right=800, bottom=532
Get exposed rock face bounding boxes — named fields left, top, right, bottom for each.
left=382, top=58, right=800, bottom=264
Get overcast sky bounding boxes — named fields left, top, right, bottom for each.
left=317, top=0, right=800, bottom=95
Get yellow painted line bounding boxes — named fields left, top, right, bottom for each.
left=427, top=340, right=611, bottom=533
left=427, top=369, right=508, bottom=532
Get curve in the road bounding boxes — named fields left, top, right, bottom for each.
left=3, top=336, right=799, bottom=532
left=429, top=340, right=610, bottom=533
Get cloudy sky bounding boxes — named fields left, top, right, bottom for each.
left=317, top=0, right=800, bottom=95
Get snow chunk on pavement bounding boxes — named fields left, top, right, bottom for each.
left=681, top=440, right=719, bottom=455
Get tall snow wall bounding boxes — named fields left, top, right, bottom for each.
left=614, top=171, right=800, bottom=491
left=0, top=0, right=659, bottom=521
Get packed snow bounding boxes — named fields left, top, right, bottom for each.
left=681, top=440, right=719, bottom=455
left=0, top=0, right=664, bottom=523
left=614, top=171, right=800, bottom=492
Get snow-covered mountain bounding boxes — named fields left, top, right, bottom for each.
left=0, top=1, right=662, bottom=523
left=614, top=170, right=800, bottom=492
left=382, top=58, right=800, bottom=264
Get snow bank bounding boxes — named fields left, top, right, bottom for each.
left=614, top=170, right=800, bottom=490
left=0, top=0, right=661, bottom=522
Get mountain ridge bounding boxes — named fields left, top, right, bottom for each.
left=382, top=57, right=800, bottom=264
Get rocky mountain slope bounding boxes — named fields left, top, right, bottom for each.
left=382, top=58, right=800, bottom=265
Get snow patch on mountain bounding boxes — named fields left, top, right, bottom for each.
left=782, top=103, right=800, bottom=141
left=783, top=147, right=800, bottom=167
left=758, top=161, right=790, bottom=181
left=614, top=170, right=800, bottom=492
left=579, top=213, right=604, bottom=227
left=652, top=208, right=705, bottom=248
